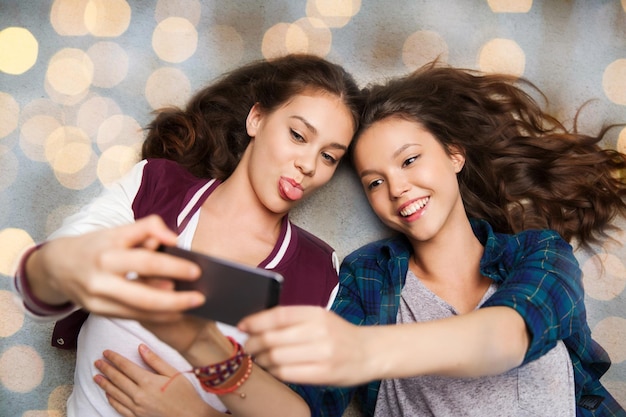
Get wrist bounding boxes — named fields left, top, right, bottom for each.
left=183, top=322, right=233, bottom=366
left=28, top=246, right=69, bottom=305
left=361, top=325, right=390, bottom=381
left=193, top=336, right=253, bottom=397
left=16, top=244, right=74, bottom=314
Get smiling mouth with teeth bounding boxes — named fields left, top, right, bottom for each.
left=400, top=197, right=430, bottom=217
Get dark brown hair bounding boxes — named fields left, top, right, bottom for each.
left=354, top=63, right=626, bottom=246
left=142, top=54, right=362, bottom=179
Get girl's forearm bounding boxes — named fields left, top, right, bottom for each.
left=364, top=306, right=529, bottom=380
left=219, top=367, right=310, bottom=417
left=182, top=327, right=310, bottom=417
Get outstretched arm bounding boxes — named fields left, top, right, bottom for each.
left=239, top=304, right=527, bottom=386
left=240, top=230, right=583, bottom=387
left=19, top=215, right=204, bottom=322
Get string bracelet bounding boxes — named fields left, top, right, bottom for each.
left=194, top=339, right=245, bottom=388
left=160, top=336, right=252, bottom=398
left=198, top=353, right=253, bottom=398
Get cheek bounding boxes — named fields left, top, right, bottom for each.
left=252, top=138, right=282, bottom=166
left=366, top=193, right=387, bottom=217
left=311, top=165, right=337, bottom=188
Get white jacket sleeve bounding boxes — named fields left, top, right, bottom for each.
left=12, top=160, right=148, bottom=320
left=49, top=160, right=147, bottom=239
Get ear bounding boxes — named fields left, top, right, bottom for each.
left=246, top=103, right=263, bottom=137
left=448, top=145, right=466, bottom=173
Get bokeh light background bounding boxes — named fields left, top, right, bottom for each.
left=1, top=1, right=625, bottom=415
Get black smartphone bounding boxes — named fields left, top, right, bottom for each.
left=158, top=245, right=283, bottom=326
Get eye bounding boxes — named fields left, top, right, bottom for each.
left=402, top=155, right=418, bottom=167
left=366, top=178, right=383, bottom=190
left=291, top=129, right=305, bottom=142
left=321, top=152, right=339, bottom=165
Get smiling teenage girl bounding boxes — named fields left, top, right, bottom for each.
left=240, top=64, right=626, bottom=416
left=14, top=54, right=362, bottom=417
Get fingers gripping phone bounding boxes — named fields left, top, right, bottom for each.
left=159, top=245, right=283, bottom=326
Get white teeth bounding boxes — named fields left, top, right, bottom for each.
left=400, top=197, right=429, bottom=217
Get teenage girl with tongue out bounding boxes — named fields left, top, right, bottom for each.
left=239, top=64, right=626, bottom=416
left=13, top=54, right=362, bottom=417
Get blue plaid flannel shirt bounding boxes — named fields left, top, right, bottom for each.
left=290, top=218, right=625, bottom=417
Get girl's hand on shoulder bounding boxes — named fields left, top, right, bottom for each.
left=29, top=215, right=204, bottom=321
left=239, top=306, right=377, bottom=386
left=94, top=344, right=223, bottom=417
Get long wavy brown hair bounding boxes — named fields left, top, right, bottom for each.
left=142, top=54, right=362, bottom=180
left=354, top=63, right=626, bottom=247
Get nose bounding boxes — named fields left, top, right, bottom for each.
left=295, top=152, right=316, bottom=176
left=387, top=175, right=409, bottom=199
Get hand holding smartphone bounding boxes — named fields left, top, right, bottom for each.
left=159, top=245, right=283, bottom=326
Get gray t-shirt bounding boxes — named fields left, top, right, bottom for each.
left=374, top=270, right=575, bottom=417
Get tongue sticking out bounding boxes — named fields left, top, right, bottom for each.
left=280, top=178, right=304, bottom=201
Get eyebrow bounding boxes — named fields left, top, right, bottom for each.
left=291, top=115, right=318, bottom=135
left=290, top=115, right=348, bottom=151
left=393, top=143, right=420, bottom=158
left=359, top=143, right=421, bottom=178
